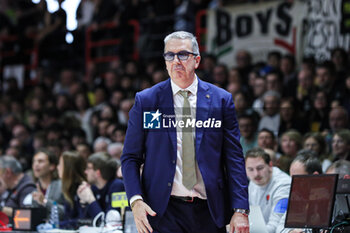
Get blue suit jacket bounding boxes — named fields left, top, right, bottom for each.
left=121, top=78, right=249, bottom=227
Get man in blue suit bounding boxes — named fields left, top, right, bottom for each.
left=121, top=31, right=249, bottom=233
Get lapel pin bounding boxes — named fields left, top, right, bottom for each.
left=206, top=94, right=210, bottom=99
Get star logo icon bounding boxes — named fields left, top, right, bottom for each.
left=143, top=110, right=162, bottom=129
left=150, top=109, right=161, bottom=122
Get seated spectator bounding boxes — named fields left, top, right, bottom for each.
left=226, top=81, right=242, bottom=98
left=303, top=132, right=332, bottom=172
left=238, top=113, right=258, bottom=155
left=57, top=151, right=87, bottom=223
left=309, top=90, right=330, bottom=132
left=258, top=128, right=283, bottom=162
left=277, top=130, right=302, bottom=173
left=263, top=148, right=278, bottom=165
left=289, top=68, right=314, bottom=113
left=77, top=152, right=125, bottom=219
left=258, top=90, right=281, bottom=136
left=252, top=75, right=267, bottom=117
left=33, top=131, right=48, bottom=152
left=76, top=142, right=92, bottom=161
left=199, top=53, right=216, bottom=83
left=280, top=54, right=297, bottom=88
left=331, top=129, right=350, bottom=161
left=212, top=64, right=228, bottom=88
left=331, top=48, right=347, bottom=84
left=31, top=149, right=65, bottom=218
left=276, top=149, right=323, bottom=233
left=0, top=156, right=36, bottom=217
left=328, top=106, right=349, bottom=133
left=71, top=129, right=87, bottom=149
left=245, top=148, right=291, bottom=233
left=117, top=99, right=134, bottom=126
left=288, top=149, right=323, bottom=176
left=93, top=137, right=111, bottom=152
left=324, top=106, right=349, bottom=150
left=278, top=98, right=308, bottom=135
left=111, top=126, right=126, bottom=143
left=265, top=70, right=283, bottom=95
left=107, top=142, right=123, bottom=161
left=326, top=159, right=350, bottom=177
left=258, top=128, right=277, bottom=151
left=235, top=50, right=253, bottom=84
left=11, top=123, right=34, bottom=169
left=315, top=61, right=342, bottom=104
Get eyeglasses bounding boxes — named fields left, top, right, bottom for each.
left=163, top=50, right=198, bottom=61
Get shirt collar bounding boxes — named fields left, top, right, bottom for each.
left=170, top=75, right=198, bottom=96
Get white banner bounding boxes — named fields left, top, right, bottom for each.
left=206, top=0, right=306, bottom=67
left=303, top=0, right=350, bottom=61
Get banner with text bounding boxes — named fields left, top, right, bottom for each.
left=206, top=0, right=306, bottom=67
left=303, top=0, right=350, bottom=61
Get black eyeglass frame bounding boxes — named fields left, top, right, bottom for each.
left=163, top=50, right=198, bottom=61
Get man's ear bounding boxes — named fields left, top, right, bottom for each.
left=268, top=161, right=273, bottom=167
left=194, top=55, right=201, bottom=69
left=96, top=169, right=102, bottom=178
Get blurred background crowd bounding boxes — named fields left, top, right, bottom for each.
left=0, top=0, right=349, bottom=226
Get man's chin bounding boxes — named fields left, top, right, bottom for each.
left=172, top=71, right=185, bottom=78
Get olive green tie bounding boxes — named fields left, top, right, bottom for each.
left=179, top=90, right=197, bottom=190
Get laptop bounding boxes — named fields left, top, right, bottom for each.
left=285, top=174, right=338, bottom=229
left=249, top=205, right=268, bottom=233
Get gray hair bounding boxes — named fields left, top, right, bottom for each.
left=108, top=142, right=123, bottom=151
left=0, top=155, right=23, bottom=174
left=164, top=31, right=200, bottom=55
left=263, top=90, right=281, bottom=101
left=93, top=136, right=111, bottom=150
left=293, top=149, right=323, bottom=175
left=327, top=159, right=350, bottom=178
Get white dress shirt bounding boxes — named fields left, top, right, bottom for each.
left=170, top=76, right=206, bottom=199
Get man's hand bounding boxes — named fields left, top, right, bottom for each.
left=32, top=184, right=45, bottom=205
left=132, top=200, right=157, bottom=233
left=77, top=181, right=96, bottom=205
left=229, top=212, right=249, bottom=233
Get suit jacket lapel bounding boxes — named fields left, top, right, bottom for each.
left=195, top=79, right=212, bottom=156
left=158, top=79, right=177, bottom=157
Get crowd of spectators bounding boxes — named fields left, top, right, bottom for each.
left=0, top=0, right=349, bottom=181
left=0, top=0, right=350, bottom=230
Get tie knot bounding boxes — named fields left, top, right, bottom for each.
left=179, top=90, right=189, bottom=98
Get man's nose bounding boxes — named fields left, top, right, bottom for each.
left=252, top=169, right=259, bottom=177
left=173, top=54, right=181, bottom=63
